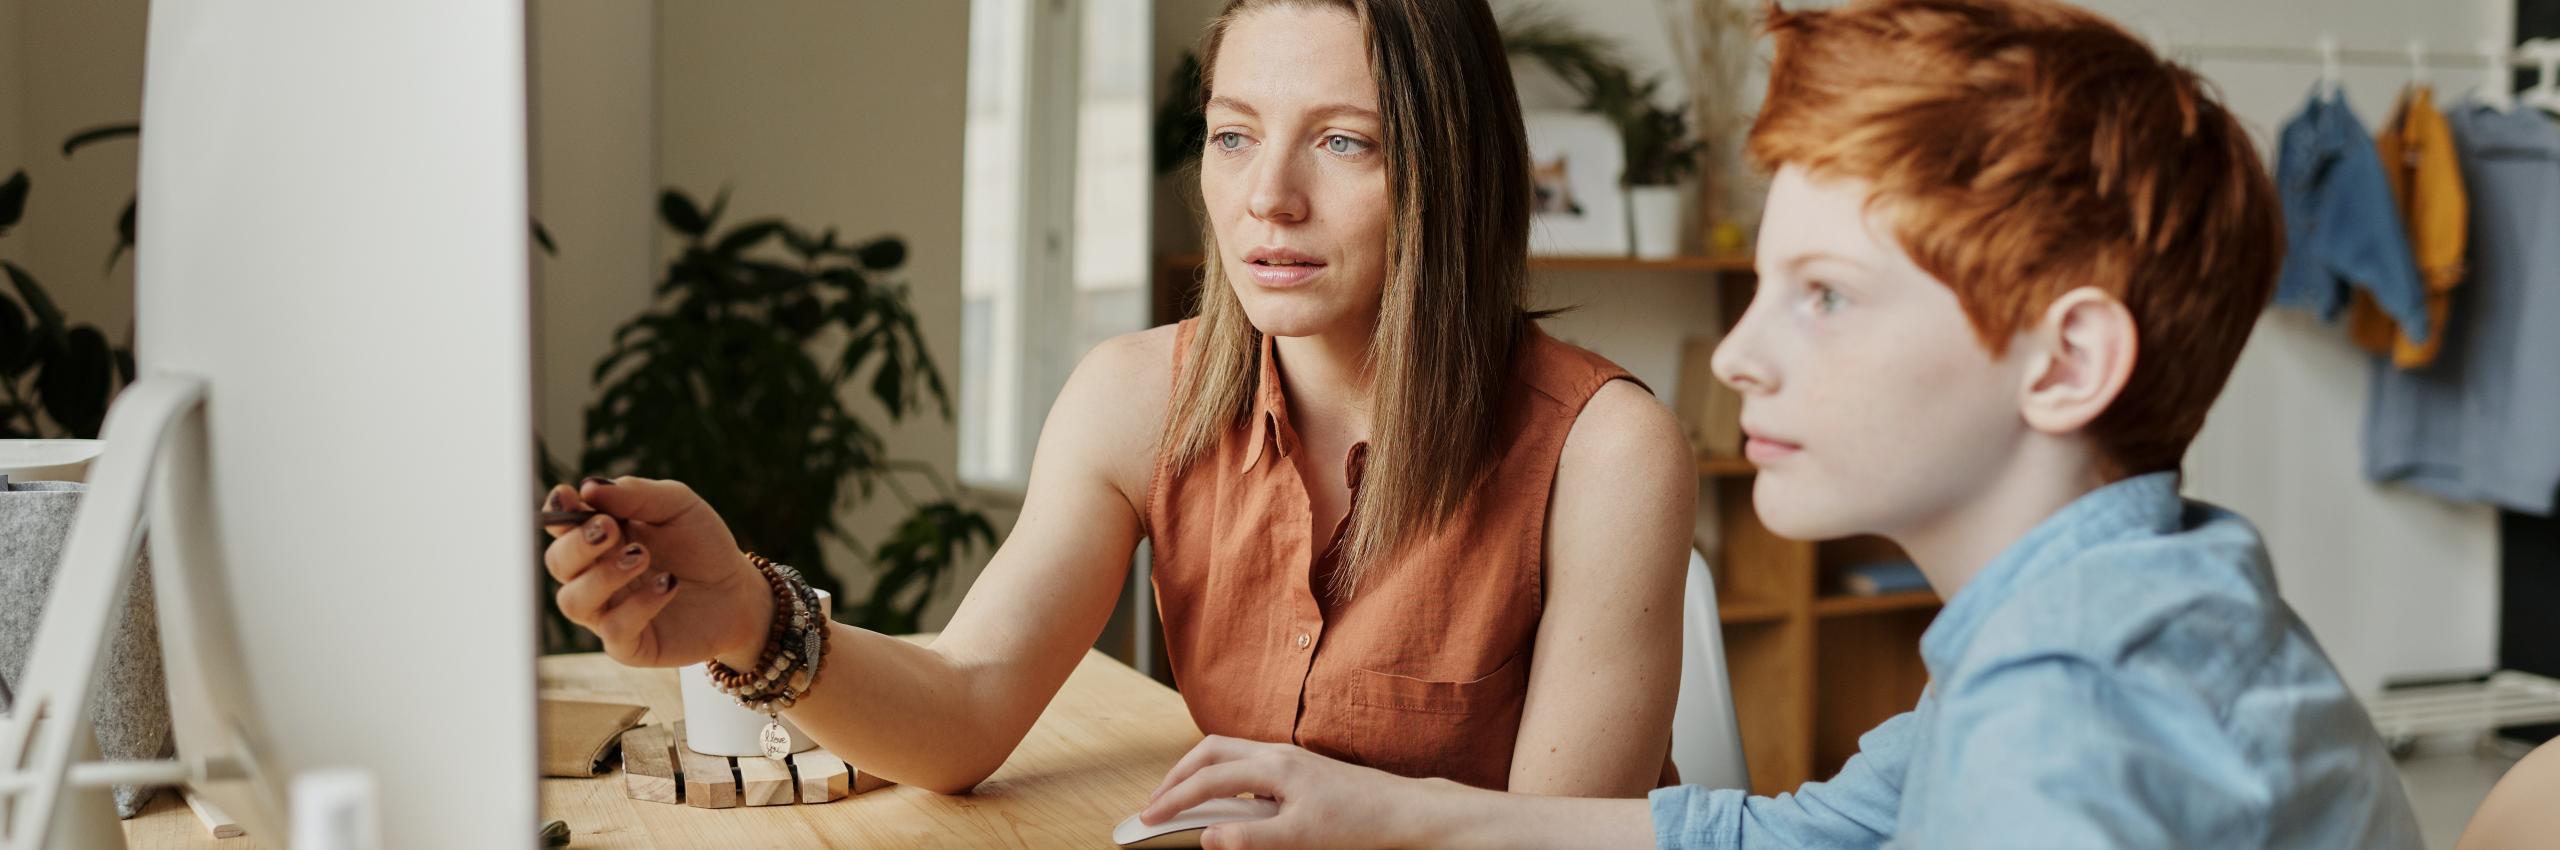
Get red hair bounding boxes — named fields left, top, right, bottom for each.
left=1750, top=0, right=2281, bottom=476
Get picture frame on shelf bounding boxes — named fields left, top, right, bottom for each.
left=1523, top=110, right=1629, bottom=257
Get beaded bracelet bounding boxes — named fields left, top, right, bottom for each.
left=703, top=552, right=832, bottom=759
left=704, top=554, right=797, bottom=694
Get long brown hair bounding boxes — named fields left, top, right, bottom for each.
left=1165, top=0, right=1535, bottom=596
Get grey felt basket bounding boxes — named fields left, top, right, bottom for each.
left=0, top=478, right=173, bottom=818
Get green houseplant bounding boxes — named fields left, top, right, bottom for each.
left=1499, top=11, right=1703, bottom=188
left=0, top=168, right=137, bottom=440
left=542, top=187, right=993, bottom=653
left=1500, top=11, right=1703, bottom=257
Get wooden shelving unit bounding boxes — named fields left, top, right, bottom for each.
left=1149, top=251, right=1936, bottom=797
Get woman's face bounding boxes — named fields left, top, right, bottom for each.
left=1199, top=4, right=1394, bottom=340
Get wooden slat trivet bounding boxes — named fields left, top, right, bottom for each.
left=618, top=722, right=890, bottom=808
left=620, top=723, right=680, bottom=804
left=182, top=790, right=245, bottom=839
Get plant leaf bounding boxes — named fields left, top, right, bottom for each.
left=855, top=236, right=907, bottom=271
left=37, top=326, right=112, bottom=438
left=0, top=296, right=30, bottom=377
left=872, top=344, right=907, bottom=419
left=104, top=198, right=136, bottom=271
left=715, top=219, right=788, bottom=257
left=780, top=225, right=819, bottom=259
left=2, top=261, right=65, bottom=337
left=0, top=171, right=27, bottom=234
left=59, top=123, right=140, bottom=157
left=659, top=189, right=708, bottom=237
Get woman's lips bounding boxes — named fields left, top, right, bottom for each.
left=1244, top=259, right=1326, bottom=288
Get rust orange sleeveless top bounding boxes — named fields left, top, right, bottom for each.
left=1144, top=318, right=1643, bottom=791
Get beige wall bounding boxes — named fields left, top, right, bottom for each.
left=0, top=1, right=23, bottom=176
left=530, top=0, right=658, bottom=467
left=0, top=0, right=1000, bottom=629
left=655, top=0, right=1003, bottom=625
left=5, top=0, right=145, bottom=355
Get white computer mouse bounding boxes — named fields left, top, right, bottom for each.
left=1111, top=796, right=1282, bottom=848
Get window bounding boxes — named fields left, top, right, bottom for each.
left=960, top=0, right=1154, bottom=490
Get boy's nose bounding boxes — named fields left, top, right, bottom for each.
left=1711, top=307, right=1777, bottom=395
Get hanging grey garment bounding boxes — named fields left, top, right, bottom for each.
left=2364, top=101, right=2560, bottom=515
left=0, top=480, right=174, bottom=818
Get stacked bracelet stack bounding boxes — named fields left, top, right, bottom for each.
left=703, top=552, right=833, bottom=760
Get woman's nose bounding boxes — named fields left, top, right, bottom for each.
left=1246, top=151, right=1309, bottom=223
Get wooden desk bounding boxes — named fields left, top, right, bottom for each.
left=122, top=646, right=1204, bottom=848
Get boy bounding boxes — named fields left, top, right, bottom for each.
left=1133, top=0, right=2425, bottom=847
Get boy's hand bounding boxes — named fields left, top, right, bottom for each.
left=1140, top=736, right=1446, bottom=850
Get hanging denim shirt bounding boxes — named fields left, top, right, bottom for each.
left=2272, top=86, right=2432, bottom=342
left=1646, top=473, right=2423, bottom=849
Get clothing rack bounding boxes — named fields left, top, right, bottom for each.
left=2168, top=40, right=2549, bottom=69
left=2163, top=36, right=2560, bottom=110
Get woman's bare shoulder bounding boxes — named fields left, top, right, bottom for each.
left=1063, top=323, right=1180, bottom=420
left=1045, top=323, right=1184, bottom=496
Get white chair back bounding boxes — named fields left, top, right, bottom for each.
left=1673, top=549, right=1751, bottom=789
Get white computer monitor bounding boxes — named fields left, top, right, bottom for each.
left=0, top=3, right=539, bottom=848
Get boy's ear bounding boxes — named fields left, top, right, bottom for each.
left=2018, top=287, right=2137, bottom=436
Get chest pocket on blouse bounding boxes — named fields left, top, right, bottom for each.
left=1338, top=652, right=1532, bottom=789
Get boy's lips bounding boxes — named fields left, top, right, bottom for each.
left=1742, top=427, right=1802, bottom=463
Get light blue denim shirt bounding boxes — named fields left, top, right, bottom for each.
left=1650, top=473, right=2422, bottom=849
left=2272, top=86, right=2431, bottom=342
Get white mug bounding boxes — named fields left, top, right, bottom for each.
left=679, top=588, right=829, bottom=758
left=0, top=439, right=106, bottom=484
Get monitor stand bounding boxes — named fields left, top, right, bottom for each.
left=0, top=374, right=273, bottom=850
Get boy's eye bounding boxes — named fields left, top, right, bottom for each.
left=1809, top=282, right=1846, bottom=313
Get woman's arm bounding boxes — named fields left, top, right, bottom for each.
left=1510, top=379, right=1694, bottom=796
left=771, top=327, right=1178, bottom=793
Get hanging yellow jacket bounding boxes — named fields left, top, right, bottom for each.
left=2349, top=85, right=2466, bottom=368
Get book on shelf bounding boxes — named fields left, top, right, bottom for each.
left=1675, top=335, right=1744, bottom=456
left=1839, top=560, right=1929, bottom=597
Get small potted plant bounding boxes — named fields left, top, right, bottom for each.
left=1502, top=12, right=1704, bottom=258
left=1614, top=87, right=1702, bottom=259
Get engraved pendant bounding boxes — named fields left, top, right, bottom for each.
left=760, top=718, right=792, bottom=761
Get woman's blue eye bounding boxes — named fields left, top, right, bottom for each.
left=1323, top=134, right=1368, bottom=155
left=1212, top=131, right=1248, bottom=152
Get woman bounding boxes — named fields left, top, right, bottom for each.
left=540, top=0, right=1693, bottom=798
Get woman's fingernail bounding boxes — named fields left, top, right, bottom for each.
left=658, top=573, right=678, bottom=593
left=542, top=490, right=561, bottom=512
left=582, top=476, right=616, bottom=488
left=584, top=516, right=608, bottom=544
left=620, top=543, right=645, bottom=570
